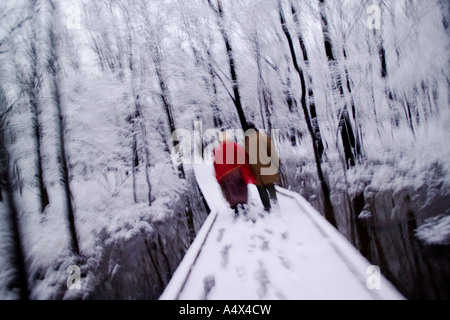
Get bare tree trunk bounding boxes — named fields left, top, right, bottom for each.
left=207, top=0, right=249, bottom=131
left=136, top=99, right=153, bottom=207
left=128, top=102, right=140, bottom=204
left=206, top=49, right=223, bottom=128
left=140, top=4, right=194, bottom=237
left=144, top=152, right=152, bottom=207
left=404, top=99, right=416, bottom=136
left=27, top=37, right=50, bottom=214
left=1, top=162, right=30, bottom=300
left=123, top=12, right=142, bottom=204
left=378, top=43, right=387, bottom=79
left=372, top=24, right=415, bottom=136
left=368, top=37, right=384, bottom=139
left=279, top=2, right=337, bottom=228
left=153, top=54, right=186, bottom=180
left=290, top=1, right=325, bottom=160
left=121, top=4, right=141, bottom=204
left=131, top=127, right=138, bottom=203
left=153, top=58, right=195, bottom=241
left=342, top=49, right=363, bottom=160
left=118, top=2, right=153, bottom=208
left=318, top=0, right=361, bottom=168
left=284, top=70, right=297, bottom=114
left=0, top=91, right=30, bottom=299
left=47, top=6, right=80, bottom=255
left=254, top=29, right=273, bottom=133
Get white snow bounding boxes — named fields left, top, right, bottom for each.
left=416, top=215, right=450, bottom=246
left=160, top=163, right=405, bottom=300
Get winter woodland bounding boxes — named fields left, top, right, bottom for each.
left=0, top=0, right=449, bottom=299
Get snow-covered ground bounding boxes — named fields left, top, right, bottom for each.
left=416, top=214, right=450, bottom=246
left=160, top=164, right=405, bottom=300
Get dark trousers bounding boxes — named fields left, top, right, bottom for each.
left=257, top=183, right=277, bottom=210
left=220, top=169, right=248, bottom=211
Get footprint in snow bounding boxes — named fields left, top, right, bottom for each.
left=251, top=234, right=270, bottom=251
left=255, top=261, right=269, bottom=299
left=247, top=242, right=257, bottom=253
left=236, top=266, right=246, bottom=278
left=260, top=239, right=270, bottom=251
left=220, top=245, right=232, bottom=267
left=278, top=253, right=291, bottom=269
left=202, top=275, right=216, bottom=300
left=216, top=228, right=225, bottom=242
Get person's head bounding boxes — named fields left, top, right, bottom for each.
left=218, top=130, right=233, bottom=143
left=247, top=121, right=257, bottom=131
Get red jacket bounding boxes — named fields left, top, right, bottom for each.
left=213, top=141, right=256, bottom=185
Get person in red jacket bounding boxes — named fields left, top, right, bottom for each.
left=213, top=131, right=256, bottom=215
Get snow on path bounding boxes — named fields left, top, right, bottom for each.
left=160, top=164, right=404, bottom=300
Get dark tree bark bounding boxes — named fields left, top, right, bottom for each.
left=318, top=0, right=335, bottom=62
left=342, top=49, right=363, bottom=160
left=1, top=163, right=30, bottom=300
left=193, top=43, right=223, bottom=128
left=284, top=70, right=297, bottom=114
left=47, top=16, right=80, bottom=255
left=290, top=1, right=325, bottom=160
left=379, top=45, right=387, bottom=79
left=0, top=90, right=30, bottom=299
left=279, top=2, right=337, bottom=228
left=207, top=0, right=249, bottom=131
left=254, top=29, right=273, bottom=133
left=206, top=49, right=223, bottom=128
left=318, top=0, right=361, bottom=168
left=127, top=105, right=140, bottom=204
left=146, top=29, right=194, bottom=240
left=27, top=37, right=50, bottom=214
left=137, top=103, right=153, bottom=207
left=153, top=53, right=186, bottom=180
left=123, top=9, right=152, bottom=205
left=131, top=126, right=138, bottom=203
left=373, top=27, right=416, bottom=135
left=404, top=99, right=415, bottom=135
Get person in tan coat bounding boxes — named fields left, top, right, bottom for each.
left=244, top=122, right=280, bottom=212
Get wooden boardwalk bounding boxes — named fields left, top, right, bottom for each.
left=160, top=164, right=404, bottom=300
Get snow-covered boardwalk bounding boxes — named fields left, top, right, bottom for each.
left=160, top=164, right=404, bottom=300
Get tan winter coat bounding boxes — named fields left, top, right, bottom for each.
left=244, top=130, right=280, bottom=186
